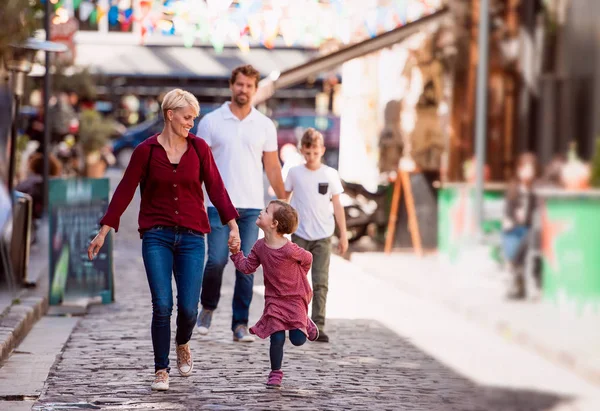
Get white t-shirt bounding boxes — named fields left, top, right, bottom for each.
left=285, top=164, right=344, bottom=241
left=196, top=102, right=278, bottom=209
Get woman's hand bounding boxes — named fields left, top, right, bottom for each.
left=88, top=225, right=111, bottom=260
left=227, top=220, right=240, bottom=252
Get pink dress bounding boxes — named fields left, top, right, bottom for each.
left=230, top=239, right=313, bottom=339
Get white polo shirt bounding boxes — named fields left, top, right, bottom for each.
left=196, top=102, right=278, bottom=209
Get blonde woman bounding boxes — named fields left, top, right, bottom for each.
left=88, top=89, right=240, bottom=391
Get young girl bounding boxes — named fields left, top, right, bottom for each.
left=229, top=200, right=319, bottom=388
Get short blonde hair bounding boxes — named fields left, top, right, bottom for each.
left=161, top=89, right=200, bottom=118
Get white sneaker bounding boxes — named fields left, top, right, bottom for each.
left=176, top=342, right=193, bottom=377
left=151, top=369, right=169, bottom=391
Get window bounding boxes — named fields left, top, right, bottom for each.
left=75, top=0, right=100, bottom=31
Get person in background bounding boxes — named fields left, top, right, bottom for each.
left=285, top=128, right=348, bottom=342
left=502, top=153, right=539, bottom=299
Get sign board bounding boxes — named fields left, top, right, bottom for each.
left=48, top=178, right=113, bottom=305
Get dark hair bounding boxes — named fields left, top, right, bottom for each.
left=507, top=152, right=538, bottom=200
left=29, top=153, right=62, bottom=176
left=230, top=65, right=261, bottom=88
left=269, top=200, right=299, bottom=235
left=300, top=128, right=324, bottom=148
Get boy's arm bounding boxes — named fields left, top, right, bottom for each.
left=230, top=247, right=261, bottom=274
left=285, top=191, right=293, bottom=202
left=332, top=194, right=348, bottom=254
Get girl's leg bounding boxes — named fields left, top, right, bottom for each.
left=289, top=329, right=307, bottom=347
left=269, top=331, right=286, bottom=370
left=142, top=229, right=175, bottom=372
left=173, top=232, right=206, bottom=345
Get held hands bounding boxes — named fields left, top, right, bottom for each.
left=228, top=223, right=241, bottom=255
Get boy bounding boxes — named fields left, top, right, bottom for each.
left=285, top=128, right=348, bottom=343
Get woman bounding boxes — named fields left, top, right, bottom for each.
left=87, top=89, right=240, bottom=391
left=502, top=152, right=538, bottom=299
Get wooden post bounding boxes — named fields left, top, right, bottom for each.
left=384, top=172, right=402, bottom=254
left=401, top=171, right=423, bottom=257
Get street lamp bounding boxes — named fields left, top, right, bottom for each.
left=4, top=38, right=66, bottom=194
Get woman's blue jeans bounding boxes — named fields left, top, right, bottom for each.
left=142, top=227, right=205, bottom=372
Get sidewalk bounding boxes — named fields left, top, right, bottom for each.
left=0, top=222, right=49, bottom=364
left=349, top=250, right=600, bottom=387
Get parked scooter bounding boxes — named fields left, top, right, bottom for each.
left=335, top=180, right=389, bottom=243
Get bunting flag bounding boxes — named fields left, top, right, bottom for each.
left=63, top=0, right=441, bottom=53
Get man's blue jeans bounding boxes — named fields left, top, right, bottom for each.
left=142, top=227, right=205, bottom=372
left=201, top=207, right=260, bottom=331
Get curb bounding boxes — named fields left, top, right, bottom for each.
left=0, top=293, right=48, bottom=364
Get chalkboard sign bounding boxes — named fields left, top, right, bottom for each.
left=48, top=178, right=114, bottom=305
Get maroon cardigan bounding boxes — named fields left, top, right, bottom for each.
left=100, top=134, right=238, bottom=234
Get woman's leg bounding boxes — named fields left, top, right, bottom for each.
left=289, top=329, right=307, bottom=347
left=142, top=229, right=175, bottom=372
left=269, top=331, right=286, bottom=370
left=173, top=232, right=206, bottom=345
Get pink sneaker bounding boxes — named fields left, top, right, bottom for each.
left=307, top=318, right=319, bottom=342
left=266, top=370, right=283, bottom=388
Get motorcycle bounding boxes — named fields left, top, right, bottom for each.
left=334, top=180, right=389, bottom=243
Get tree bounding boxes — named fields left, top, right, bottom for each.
left=0, top=0, right=42, bottom=84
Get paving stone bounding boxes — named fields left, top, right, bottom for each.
left=23, top=179, right=580, bottom=411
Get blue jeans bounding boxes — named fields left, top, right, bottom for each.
left=142, top=227, right=205, bottom=372
left=201, top=207, right=261, bottom=331
left=270, top=330, right=306, bottom=370
left=502, top=225, right=529, bottom=264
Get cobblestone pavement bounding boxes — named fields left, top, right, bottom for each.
left=30, top=188, right=571, bottom=410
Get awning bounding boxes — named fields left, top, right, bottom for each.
left=254, top=7, right=451, bottom=104
left=73, top=44, right=315, bottom=78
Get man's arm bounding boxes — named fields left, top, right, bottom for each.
left=264, top=151, right=286, bottom=199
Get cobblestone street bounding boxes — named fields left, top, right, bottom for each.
left=21, top=177, right=596, bottom=410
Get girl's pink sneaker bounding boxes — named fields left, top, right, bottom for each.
left=307, top=318, right=319, bottom=341
left=266, top=370, right=283, bottom=388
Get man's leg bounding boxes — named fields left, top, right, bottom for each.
left=200, top=207, right=230, bottom=311
left=231, top=208, right=260, bottom=332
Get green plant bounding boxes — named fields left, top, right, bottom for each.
left=78, top=109, right=113, bottom=155
left=591, top=138, right=600, bottom=188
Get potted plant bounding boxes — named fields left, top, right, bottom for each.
left=560, top=142, right=591, bottom=190
left=78, top=106, right=114, bottom=178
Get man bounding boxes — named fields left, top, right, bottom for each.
left=196, top=65, right=286, bottom=342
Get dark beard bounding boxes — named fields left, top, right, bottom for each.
left=233, top=94, right=249, bottom=106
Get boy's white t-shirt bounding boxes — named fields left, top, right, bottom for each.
left=285, top=164, right=344, bottom=241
